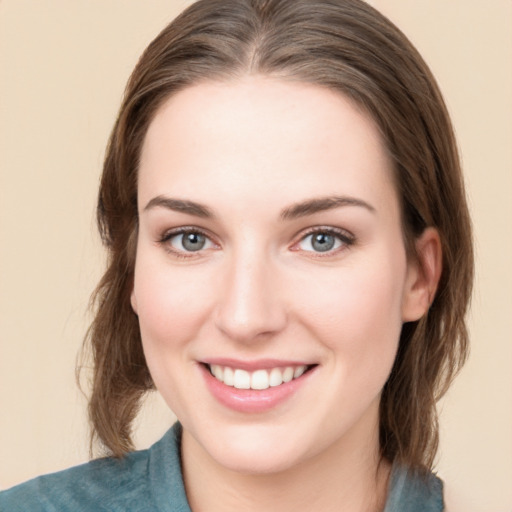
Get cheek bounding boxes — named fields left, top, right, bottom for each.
left=292, top=253, right=406, bottom=375
left=131, top=255, right=219, bottom=416
left=132, top=257, right=215, bottom=353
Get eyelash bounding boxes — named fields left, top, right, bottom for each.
left=157, top=226, right=355, bottom=259
left=158, top=227, right=216, bottom=259
left=292, top=227, right=355, bottom=256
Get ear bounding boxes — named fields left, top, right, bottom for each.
left=402, top=227, right=442, bottom=322
left=130, top=287, right=139, bottom=315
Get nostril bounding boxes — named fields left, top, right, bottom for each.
left=213, top=263, right=288, bottom=343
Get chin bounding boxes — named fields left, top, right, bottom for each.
left=211, top=441, right=305, bottom=476
left=157, top=394, right=306, bottom=474
left=191, top=419, right=319, bottom=476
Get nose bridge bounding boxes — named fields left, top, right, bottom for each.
left=215, top=241, right=286, bottom=343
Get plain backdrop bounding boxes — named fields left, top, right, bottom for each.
left=1, top=1, right=511, bottom=511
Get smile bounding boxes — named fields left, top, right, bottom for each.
left=200, top=360, right=317, bottom=413
left=208, top=364, right=308, bottom=390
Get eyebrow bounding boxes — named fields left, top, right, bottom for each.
left=280, top=195, right=376, bottom=220
left=143, top=194, right=375, bottom=220
left=143, top=195, right=214, bottom=218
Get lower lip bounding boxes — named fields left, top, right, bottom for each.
left=200, top=364, right=314, bottom=414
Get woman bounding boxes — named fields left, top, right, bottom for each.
left=0, top=0, right=473, bottom=510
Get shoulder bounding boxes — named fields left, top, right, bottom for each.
left=384, top=464, right=444, bottom=512
left=0, top=424, right=189, bottom=512
left=0, top=450, right=150, bottom=512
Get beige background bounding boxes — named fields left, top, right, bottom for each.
left=0, top=1, right=511, bottom=510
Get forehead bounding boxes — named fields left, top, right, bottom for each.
left=138, top=76, right=397, bottom=214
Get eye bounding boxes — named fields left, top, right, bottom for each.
left=161, top=228, right=216, bottom=254
left=296, top=228, right=354, bottom=254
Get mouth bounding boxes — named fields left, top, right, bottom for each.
left=198, top=359, right=319, bottom=413
left=205, top=363, right=314, bottom=390
left=199, top=359, right=318, bottom=413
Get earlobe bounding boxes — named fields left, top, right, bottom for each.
left=402, top=227, right=442, bottom=322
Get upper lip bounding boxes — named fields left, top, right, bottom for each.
left=200, top=358, right=316, bottom=371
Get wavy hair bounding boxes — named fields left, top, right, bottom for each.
left=82, top=0, right=473, bottom=471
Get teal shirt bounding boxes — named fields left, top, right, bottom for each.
left=0, top=423, right=443, bottom=511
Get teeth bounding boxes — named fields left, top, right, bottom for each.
left=224, top=366, right=234, bottom=386
left=251, top=369, right=269, bottom=390
left=282, top=367, right=294, bottom=383
left=233, top=369, right=251, bottom=389
left=269, top=367, right=283, bottom=387
left=211, top=364, right=223, bottom=380
left=294, top=366, right=306, bottom=378
left=209, top=364, right=308, bottom=390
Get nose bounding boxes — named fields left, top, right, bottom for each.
left=214, top=248, right=287, bottom=344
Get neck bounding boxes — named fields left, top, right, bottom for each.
left=181, top=411, right=391, bottom=512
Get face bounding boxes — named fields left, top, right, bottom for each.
left=132, top=77, right=427, bottom=474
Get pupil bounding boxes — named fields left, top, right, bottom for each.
left=312, top=233, right=334, bottom=252
left=183, top=233, right=205, bottom=251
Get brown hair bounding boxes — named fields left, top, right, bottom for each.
left=83, top=0, right=473, bottom=471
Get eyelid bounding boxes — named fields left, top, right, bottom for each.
left=158, top=226, right=219, bottom=257
left=290, top=226, right=355, bottom=254
left=157, top=225, right=354, bottom=258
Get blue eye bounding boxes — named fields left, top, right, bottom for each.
left=298, top=230, right=351, bottom=253
left=165, top=230, right=214, bottom=252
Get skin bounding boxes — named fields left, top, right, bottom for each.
left=131, top=76, right=441, bottom=512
